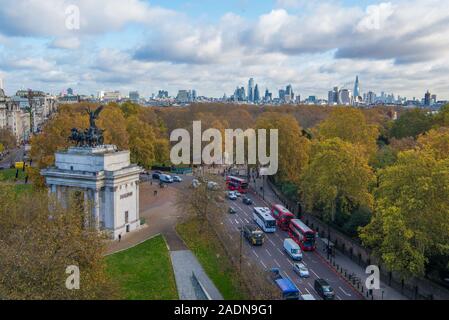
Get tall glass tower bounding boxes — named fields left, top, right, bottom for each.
left=248, top=78, right=254, bottom=102
left=353, top=76, right=360, bottom=98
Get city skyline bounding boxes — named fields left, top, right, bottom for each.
left=1, top=0, right=449, bottom=99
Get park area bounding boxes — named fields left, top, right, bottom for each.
left=106, top=235, right=178, bottom=300
left=176, top=217, right=247, bottom=300
left=0, top=168, right=32, bottom=194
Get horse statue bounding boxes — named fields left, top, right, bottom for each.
left=68, top=105, right=105, bottom=147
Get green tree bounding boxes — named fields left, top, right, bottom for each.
left=433, top=104, right=449, bottom=128
left=256, top=113, right=311, bottom=186
left=0, top=184, right=118, bottom=299
left=390, top=109, right=433, bottom=139
left=317, top=107, right=379, bottom=160
left=360, top=150, right=449, bottom=278
left=300, top=138, right=375, bottom=222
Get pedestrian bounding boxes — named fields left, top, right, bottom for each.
left=118, top=234, right=122, bottom=242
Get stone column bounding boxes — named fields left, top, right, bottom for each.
left=84, top=189, right=90, bottom=228
left=93, top=189, right=100, bottom=230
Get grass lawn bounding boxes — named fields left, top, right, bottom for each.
left=106, top=235, right=178, bottom=300
left=176, top=218, right=248, bottom=300
left=0, top=168, right=27, bottom=181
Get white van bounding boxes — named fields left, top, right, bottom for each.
left=283, top=238, right=303, bottom=261
left=159, top=174, right=173, bottom=183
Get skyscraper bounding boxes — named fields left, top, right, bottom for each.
left=254, top=84, right=260, bottom=103
left=248, top=78, right=254, bottom=102
left=424, top=90, right=431, bottom=106
left=353, top=76, right=360, bottom=98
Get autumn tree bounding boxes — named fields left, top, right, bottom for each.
left=0, top=128, right=16, bottom=150
left=317, top=107, right=380, bottom=160
left=300, top=138, right=375, bottom=222
left=389, top=108, right=433, bottom=139
left=417, top=127, right=449, bottom=160
left=432, top=104, right=449, bottom=128
left=0, top=184, right=118, bottom=299
left=256, top=112, right=311, bottom=186
left=360, top=150, right=449, bottom=278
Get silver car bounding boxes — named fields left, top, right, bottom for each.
left=293, top=263, right=310, bottom=278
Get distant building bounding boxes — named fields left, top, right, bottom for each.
left=247, top=78, right=255, bottom=102
left=338, top=89, right=352, bottom=105
left=192, top=90, right=197, bottom=101
left=424, top=90, right=432, bottom=107
left=101, top=91, right=121, bottom=103
left=279, top=89, right=286, bottom=102
left=353, top=76, right=360, bottom=99
left=254, top=84, right=260, bottom=103
left=157, top=90, right=169, bottom=99
left=176, top=90, right=190, bottom=103
left=67, top=88, right=74, bottom=95
left=129, top=91, right=140, bottom=102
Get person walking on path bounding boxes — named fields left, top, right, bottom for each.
left=118, top=234, right=122, bottom=242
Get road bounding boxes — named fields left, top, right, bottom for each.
left=0, top=146, right=25, bottom=169
left=224, top=193, right=363, bottom=300
left=158, top=171, right=363, bottom=300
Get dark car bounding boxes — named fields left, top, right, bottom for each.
left=228, top=207, right=237, bottom=214
left=314, top=279, right=335, bottom=300
left=242, top=224, right=265, bottom=246
left=152, top=172, right=160, bottom=179
left=242, top=197, right=253, bottom=205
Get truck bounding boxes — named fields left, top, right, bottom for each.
left=269, top=268, right=300, bottom=300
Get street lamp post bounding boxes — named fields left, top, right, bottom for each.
left=239, top=227, right=243, bottom=286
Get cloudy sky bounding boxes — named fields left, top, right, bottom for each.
left=0, top=0, right=448, bottom=100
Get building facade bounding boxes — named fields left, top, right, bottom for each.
left=41, top=145, right=143, bottom=239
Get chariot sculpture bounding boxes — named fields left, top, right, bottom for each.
left=69, top=105, right=105, bottom=147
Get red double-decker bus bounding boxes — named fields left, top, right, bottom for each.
left=288, top=219, right=316, bottom=251
left=226, top=176, right=248, bottom=193
left=271, top=204, right=295, bottom=231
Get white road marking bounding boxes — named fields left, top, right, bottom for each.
left=336, top=295, right=342, bottom=300
left=268, top=238, right=276, bottom=246
left=265, top=249, right=272, bottom=257
left=229, top=218, right=234, bottom=225
left=287, top=260, right=294, bottom=266
left=260, top=260, right=267, bottom=269
left=277, top=248, right=285, bottom=256
left=274, top=259, right=281, bottom=268
left=234, top=219, right=239, bottom=224
left=308, top=282, right=314, bottom=290
left=252, top=250, right=259, bottom=258
left=310, top=269, right=320, bottom=278
left=339, top=286, right=352, bottom=297
left=244, top=218, right=249, bottom=223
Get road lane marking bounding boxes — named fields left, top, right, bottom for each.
left=265, top=249, right=272, bottom=257
left=308, top=282, right=314, bottom=290
left=244, top=218, right=249, bottom=223
left=310, top=269, right=320, bottom=278
left=287, top=260, right=294, bottom=267
left=277, top=248, right=285, bottom=256
left=234, top=219, right=239, bottom=224
left=252, top=250, right=259, bottom=258
left=336, top=295, right=342, bottom=300
left=339, top=286, right=352, bottom=297
left=260, top=260, right=267, bottom=269
left=274, top=259, right=281, bottom=268
left=268, top=238, right=276, bottom=246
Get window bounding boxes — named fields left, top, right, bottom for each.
left=125, top=211, right=129, bottom=223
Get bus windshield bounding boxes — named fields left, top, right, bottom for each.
left=265, top=220, right=276, bottom=228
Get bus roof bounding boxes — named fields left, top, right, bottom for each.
left=272, top=204, right=294, bottom=216
left=291, top=219, right=314, bottom=234
left=227, top=176, right=246, bottom=182
left=254, top=207, right=275, bottom=221
left=275, top=278, right=299, bottom=294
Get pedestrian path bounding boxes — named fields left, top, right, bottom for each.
left=170, top=250, right=224, bottom=300
left=249, top=175, right=407, bottom=300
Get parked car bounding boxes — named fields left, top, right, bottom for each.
left=173, top=175, right=182, bottom=182
left=283, top=238, right=303, bottom=261
left=293, top=263, right=309, bottom=278
left=228, top=207, right=237, bottom=214
left=314, top=279, right=335, bottom=300
left=192, top=179, right=200, bottom=188
left=301, top=294, right=316, bottom=300
left=152, top=172, right=160, bottom=179
left=207, top=181, right=220, bottom=190
left=234, top=191, right=242, bottom=197
left=228, top=191, right=237, bottom=200
left=242, top=224, right=265, bottom=246
left=159, top=174, right=174, bottom=183
left=242, top=197, right=253, bottom=205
